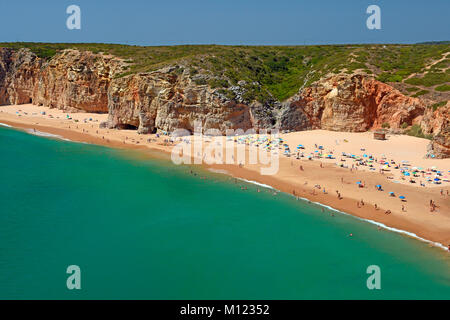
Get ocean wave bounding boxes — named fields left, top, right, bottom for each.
left=239, top=178, right=447, bottom=250
left=25, top=129, right=71, bottom=141
left=0, top=123, right=12, bottom=128
left=306, top=199, right=448, bottom=251
left=237, top=178, right=275, bottom=190
left=208, top=168, right=229, bottom=175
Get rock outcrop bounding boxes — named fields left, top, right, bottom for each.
left=0, top=48, right=42, bottom=105
left=429, top=131, right=450, bottom=159
left=285, top=74, right=426, bottom=132
left=106, top=68, right=253, bottom=133
left=0, top=48, right=124, bottom=112
left=425, top=103, right=450, bottom=159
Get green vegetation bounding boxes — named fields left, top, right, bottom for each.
left=405, top=72, right=450, bottom=87
left=429, top=101, right=447, bottom=111
left=412, top=90, right=429, bottom=97
left=400, top=122, right=409, bottom=129
left=381, top=122, right=390, bottom=129
left=435, top=84, right=450, bottom=91
left=1, top=42, right=449, bottom=103
left=406, top=124, right=433, bottom=140
left=405, top=86, right=419, bottom=92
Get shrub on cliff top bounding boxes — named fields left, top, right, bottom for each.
left=435, top=84, right=450, bottom=92
left=1, top=42, right=449, bottom=104
left=429, top=101, right=447, bottom=111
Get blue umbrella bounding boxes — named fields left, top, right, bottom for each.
left=399, top=196, right=406, bottom=200
left=356, top=182, right=362, bottom=185
left=434, top=178, right=440, bottom=181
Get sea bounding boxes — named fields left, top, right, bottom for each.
left=0, top=124, right=449, bottom=299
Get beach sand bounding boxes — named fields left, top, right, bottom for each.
left=1, top=104, right=449, bottom=248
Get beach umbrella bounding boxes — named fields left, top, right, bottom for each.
left=399, top=196, right=406, bottom=200
left=356, top=181, right=362, bottom=185
left=404, top=172, right=410, bottom=176
left=376, top=185, right=381, bottom=188
left=434, top=178, right=440, bottom=181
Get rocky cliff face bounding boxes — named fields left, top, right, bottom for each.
left=425, top=102, right=450, bottom=159
left=0, top=48, right=42, bottom=105
left=0, top=48, right=124, bottom=112
left=106, top=68, right=252, bottom=134
left=34, top=50, right=124, bottom=112
left=0, top=47, right=448, bottom=157
left=284, top=74, right=426, bottom=132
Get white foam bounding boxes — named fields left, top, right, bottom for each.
left=305, top=199, right=448, bottom=251
left=237, top=178, right=275, bottom=190
left=25, top=129, right=71, bottom=141
left=234, top=179, right=445, bottom=251
left=208, top=168, right=229, bottom=175
left=0, top=123, right=12, bottom=128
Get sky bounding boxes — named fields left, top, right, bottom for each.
left=0, top=0, right=448, bottom=46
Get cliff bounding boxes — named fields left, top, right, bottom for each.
left=285, top=74, right=427, bottom=132
left=107, top=68, right=253, bottom=133
left=0, top=46, right=448, bottom=157
left=0, top=48, right=124, bottom=112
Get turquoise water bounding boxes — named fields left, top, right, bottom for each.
left=0, top=125, right=449, bottom=299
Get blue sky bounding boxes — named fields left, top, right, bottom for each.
left=0, top=0, right=448, bottom=45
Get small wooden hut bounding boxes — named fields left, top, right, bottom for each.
left=373, top=130, right=386, bottom=140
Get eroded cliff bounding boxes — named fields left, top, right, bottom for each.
left=0, top=47, right=448, bottom=157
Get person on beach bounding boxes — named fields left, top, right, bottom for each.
left=385, top=210, right=391, bottom=215
left=374, top=204, right=378, bottom=210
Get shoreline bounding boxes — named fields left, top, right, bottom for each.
left=220, top=175, right=448, bottom=250
left=1, top=104, right=449, bottom=251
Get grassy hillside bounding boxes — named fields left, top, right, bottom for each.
left=1, top=42, right=449, bottom=103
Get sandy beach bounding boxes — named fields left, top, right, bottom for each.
left=1, top=104, right=449, bottom=249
